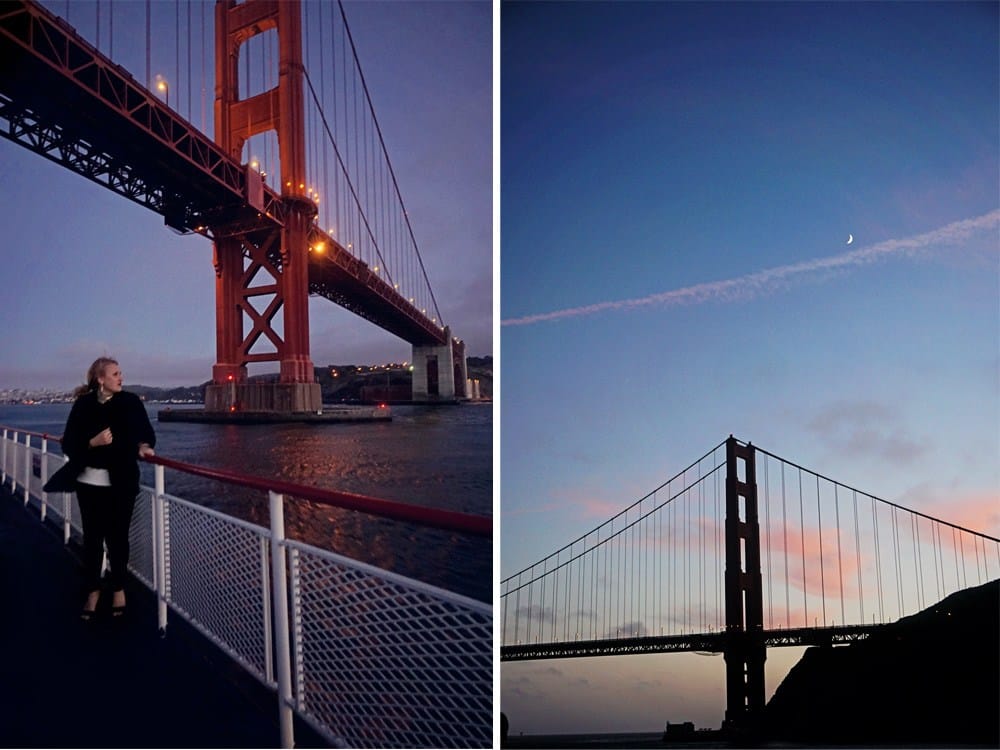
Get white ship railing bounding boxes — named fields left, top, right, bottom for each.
left=0, top=425, right=492, bottom=749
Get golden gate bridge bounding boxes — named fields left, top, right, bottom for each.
left=0, top=0, right=470, bottom=413
left=501, top=436, right=1000, bottom=729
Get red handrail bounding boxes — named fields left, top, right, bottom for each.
left=1, top=425, right=491, bottom=537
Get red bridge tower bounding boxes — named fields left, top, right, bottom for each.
left=205, top=0, right=321, bottom=413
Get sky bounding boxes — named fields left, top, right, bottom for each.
left=0, top=0, right=491, bottom=390
left=501, top=0, right=999, bottom=736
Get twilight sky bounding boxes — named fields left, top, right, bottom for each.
left=0, top=0, right=490, bottom=390
left=501, top=0, right=998, bottom=736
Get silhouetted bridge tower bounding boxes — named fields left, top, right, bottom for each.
left=0, top=0, right=469, bottom=412
left=501, top=436, right=1000, bottom=730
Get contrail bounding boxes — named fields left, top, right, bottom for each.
left=502, top=209, right=1000, bottom=327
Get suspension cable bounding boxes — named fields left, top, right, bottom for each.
left=302, top=71, right=397, bottom=290
left=336, top=0, right=443, bottom=324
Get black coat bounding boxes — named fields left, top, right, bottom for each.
left=60, top=390, right=156, bottom=496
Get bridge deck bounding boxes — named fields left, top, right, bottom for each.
left=501, top=624, right=883, bottom=661
left=0, top=485, right=325, bottom=748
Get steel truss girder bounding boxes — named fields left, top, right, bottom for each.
left=499, top=624, right=884, bottom=662
left=0, top=92, right=164, bottom=213
left=0, top=0, right=284, bottom=229
left=307, top=226, right=448, bottom=346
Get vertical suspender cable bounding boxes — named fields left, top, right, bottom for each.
left=816, top=475, right=826, bottom=626
left=551, top=553, right=558, bottom=642
left=186, top=0, right=191, bottom=120
left=647, top=501, right=653, bottom=633
left=587, top=540, right=593, bottom=641
left=513, top=585, right=520, bottom=644
left=891, top=506, right=902, bottom=617
left=799, top=469, right=807, bottom=626
left=670, top=488, right=675, bottom=634
left=175, top=2, right=179, bottom=110
left=781, top=464, right=789, bottom=627
left=200, top=0, right=206, bottom=133
left=96, top=0, right=100, bottom=52
left=834, top=484, right=845, bottom=626
left=912, top=515, right=923, bottom=610
left=938, top=525, right=947, bottom=597
left=339, top=19, right=346, bottom=249
left=684, top=485, right=689, bottom=632
left=852, top=490, right=863, bottom=624
left=654, top=492, right=659, bottom=634
left=145, top=0, right=150, bottom=91
left=958, top=530, right=967, bottom=588
left=716, top=458, right=721, bottom=629
left=952, top=528, right=960, bottom=591
left=698, top=472, right=705, bottom=632
left=974, top=535, right=982, bottom=585
left=320, top=1, right=330, bottom=232
left=577, top=540, right=584, bottom=639
left=109, top=0, right=113, bottom=60
left=931, top=520, right=942, bottom=601
left=873, top=497, right=884, bottom=623
left=763, top=457, right=772, bottom=628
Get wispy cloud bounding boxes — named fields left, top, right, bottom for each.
left=806, top=400, right=930, bottom=467
left=503, top=209, right=1000, bottom=327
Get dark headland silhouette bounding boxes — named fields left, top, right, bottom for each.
left=764, top=578, right=999, bottom=746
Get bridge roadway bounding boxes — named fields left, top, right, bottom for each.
left=501, top=623, right=885, bottom=661
left=0, top=484, right=326, bottom=748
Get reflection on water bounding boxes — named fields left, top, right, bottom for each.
left=1, top=403, right=492, bottom=602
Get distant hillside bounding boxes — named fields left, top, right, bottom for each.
left=129, top=356, right=493, bottom=403
left=764, top=579, right=999, bottom=745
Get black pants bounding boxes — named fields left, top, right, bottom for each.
left=75, top=483, right=137, bottom=591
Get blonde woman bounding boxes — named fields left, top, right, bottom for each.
left=61, top=357, right=156, bottom=620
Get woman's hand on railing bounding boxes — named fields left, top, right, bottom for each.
left=138, top=443, right=155, bottom=458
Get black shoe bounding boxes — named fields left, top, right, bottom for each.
left=111, top=591, right=126, bottom=617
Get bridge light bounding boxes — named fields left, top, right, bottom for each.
left=313, top=242, right=325, bottom=253
left=373, top=265, right=379, bottom=273
left=250, top=159, right=259, bottom=170
left=155, top=76, right=169, bottom=107
left=299, top=183, right=305, bottom=190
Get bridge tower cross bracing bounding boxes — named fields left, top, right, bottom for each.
left=206, top=0, right=321, bottom=413
left=723, top=437, right=767, bottom=731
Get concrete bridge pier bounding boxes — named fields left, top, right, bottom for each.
left=411, top=327, right=467, bottom=402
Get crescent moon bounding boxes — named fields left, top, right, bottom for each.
left=846, top=234, right=853, bottom=245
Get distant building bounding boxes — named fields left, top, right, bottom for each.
left=664, top=721, right=695, bottom=740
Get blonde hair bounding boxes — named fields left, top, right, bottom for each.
left=74, top=357, right=119, bottom=398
